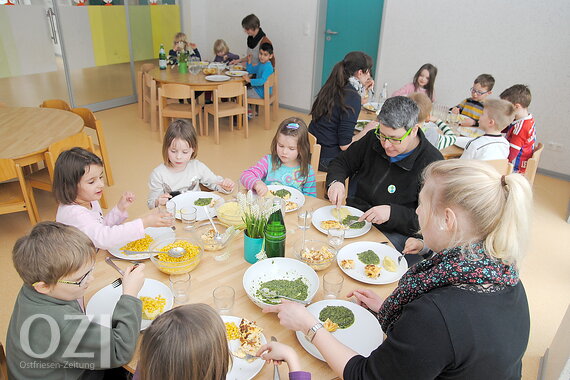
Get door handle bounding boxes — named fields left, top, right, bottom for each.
left=325, top=29, right=338, bottom=35
left=46, top=8, right=58, bottom=45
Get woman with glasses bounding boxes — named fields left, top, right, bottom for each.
left=326, top=96, right=442, bottom=259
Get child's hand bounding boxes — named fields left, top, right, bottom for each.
left=122, top=263, right=145, bottom=297
left=451, top=107, right=460, bottom=115
left=118, top=191, right=136, bottom=212
left=347, top=289, right=383, bottom=313
left=253, top=181, right=268, bottom=197
left=229, top=58, right=239, bottom=65
left=223, top=54, right=228, bottom=61
left=141, top=208, right=173, bottom=228
left=156, top=193, right=172, bottom=207
left=360, top=205, right=391, bottom=225
left=189, top=42, right=197, bottom=50
left=256, top=342, right=301, bottom=371
left=219, top=178, right=235, bottom=192
left=242, top=75, right=251, bottom=83
left=403, top=237, right=424, bottom=254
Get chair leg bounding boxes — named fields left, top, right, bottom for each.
left=271, top=98, right=278, bottom=121
left=204, top=111, right=209, bottom=136
left=214, top=116, right=220, bottom=145
left=263, top=103, right=270, bottom=130
left=28, top=187, right=40, bottom=222
left=244, top=112, right=249, bottom=139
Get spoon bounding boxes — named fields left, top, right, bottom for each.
left=259, top=288, right=310, bottom=305
left=122, top=246, right=185, bottom=258
left=203, top=206, right=223, bottom=244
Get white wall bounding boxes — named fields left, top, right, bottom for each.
left=183, top=0, right=319, bottom=111
left=376, top=0, right=570, bottom=176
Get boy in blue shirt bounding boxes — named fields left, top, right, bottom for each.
left=243, top=42, right=274, bottom=100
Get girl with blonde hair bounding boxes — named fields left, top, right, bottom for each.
left=265, top=160, right=532, bottom=379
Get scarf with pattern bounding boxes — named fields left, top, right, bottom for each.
left=247, top=28, right=266, bottom=49
left=377, top=242, right=519, bottom=332
left=348, top=76, right=373, bottom=99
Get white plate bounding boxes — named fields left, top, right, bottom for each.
left=86, top=279, right=173, bottom=331
left=108, top=227, right=175, bottom=260
left=363, top=102, right=382, bottom=112
left=222, top=316, right=266, bottom=380
left=226, top=70, right=248, bottom=77
left=295, top=299, right=383, bottom=361
left=337, top=241, right=408, bottom=285
left=311, top=205, right=372, bottom=238
left=457, top=126, right=484, bottom=138
left=205, top=75, right=231, bottom=82
left=170, top=191, right=224, bottom=221
left=229, top=65, right=245, bottom=71
left=266, top=185, right=305, bottom=213
left=355, top=119, right=373, bottom=132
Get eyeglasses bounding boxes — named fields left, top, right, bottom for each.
left=58, top=266, right=95, bottom=287
left=374, top=126, right=413, bottom=144
left=470, top=87, right=490, bottom=96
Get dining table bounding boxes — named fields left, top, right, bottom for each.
left=86, top=193, right=401, bottom=379
left=147, top=66, right=246, bottom=132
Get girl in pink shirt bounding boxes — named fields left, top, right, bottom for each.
left=392, top=63, right=437, bottom=101
left=54, top=147, right=171, bottom=250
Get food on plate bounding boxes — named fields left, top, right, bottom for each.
left=320, top=220, right=346, bottom=230
left=363, top=104, right=376, bottom=112
left=238, top=318, right=263, bottom=357
left=194, top=197, right=214, bottom=206
left=364, top=264, right=381, bottom=278
left=319, top=305, right=355, bottom=329
left=232, top=65, right=244, bottom=71
left=285, top=201, right=298, bottom=211
left=140, top=295, right=166, bottom=320
left=331, top=207, right=351, bottom=220
left=355, top=120, right=370, bottom=130
left=269, top=189, right=292, bottom=199
left=323, top=318, right=339, bottom=332
left=342, top=215, right=365, bottom=229
left=383, top=256, right=398, bottom=272
left=357, top=249, right=380, bottom=265
left=340, top=259, right=355, bottom=269
left=121, top=234, right=153, bottom=252
left=203, top=68, right=216, bottom=75
left=300, top=246, right=335, bottom=263
left=257, top=278, right=309, bottom=305
left=225, top=321, right=240, bottom=340
left=157, top=240, right=200, bottom=262
left=200, top=228, right=223, bottom=250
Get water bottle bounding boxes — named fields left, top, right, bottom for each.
left=159, top=44, right=167, bottom=70
left=264, top=199, right=286, bottom=258
left=381, top=82, right=388, bottom=102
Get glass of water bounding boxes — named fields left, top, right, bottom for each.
left=327, top=228, right=345, bottom=249
left=180, top=207, right=197, bottom=231
left=297, top=207, right=313, bottom=230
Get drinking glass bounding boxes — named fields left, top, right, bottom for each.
left=165, top=200, right=176, bottom=222
left=323, top=271, right=344, bottom=299
left=327, top=228, right=345, bottom=249
left=297, top=207, right=313, bottom=230
left=180, top=207, right=197, bottom=231
left=170, top=273, right=191, bottom=304
left=213, top=286, right=235, bottom=315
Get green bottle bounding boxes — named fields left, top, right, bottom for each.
left=264, top=199, right=286, bottom=258
left=159, top=44, right=167, bottom=70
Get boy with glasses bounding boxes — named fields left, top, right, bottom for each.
left=7, top=222, right=145, bottom=379
left=451, top=74, right=495, bottom=126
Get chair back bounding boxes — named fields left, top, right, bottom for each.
left=0, top=159, right=38, bottom=224
left=160, top=83, right=194, bottom=100
left=524, top=142, right=544, bottom=185
left=483, top=159, right=513, bottom=175
left=144, top=71, right=155, bottom=88
left=140, top=63, right=155, bottom=73
left=45, top=132, right=95, bottom=181
left=70, top=107, right=97, bottom=130
left=40, top=99, right=71, bottom=111
left=0, top=158, right=18, bottom=182
left=216, top=82, right=246, bottom=99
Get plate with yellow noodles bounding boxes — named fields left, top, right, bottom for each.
left=295, top=299, right=383, bottom=361
left=337, top=241, right=408, bottom=285
left=86, top=279, right=173, bottom=331
left=265, top=184, right=305, bottom=212
left=108, top=227, right=175, bottom=260
left=222, top=316, right=266, bottom=380
left=311, top=205, right=372, bottom=238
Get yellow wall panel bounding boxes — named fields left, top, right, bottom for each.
left=88, top=6, right=130, bottom=66
left=150, top=5, right=180, bottom=57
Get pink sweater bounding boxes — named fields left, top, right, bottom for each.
left=56, top=201, right=145, bottom=251
left=391, top=82, right=434, bottom=101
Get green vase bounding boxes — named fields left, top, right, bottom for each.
left=243, top=231, right=263, bottom=264
left=178, top=62, right=188, bottom=74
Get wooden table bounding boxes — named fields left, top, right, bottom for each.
left=0, top=107, right=84, bottom=165
left=148, top=67, right=246, bottom=132
left=86, top=195, right=397, bottom=379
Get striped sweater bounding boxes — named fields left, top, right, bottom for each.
left=456, top=98, right=484, bottom=125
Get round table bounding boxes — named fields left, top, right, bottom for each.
left=0, top=107, right=84, bottom=165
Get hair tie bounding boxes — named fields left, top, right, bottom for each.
left=286, top=123, right=300, bottom=130
left=501, top=175, right=507, bottom=187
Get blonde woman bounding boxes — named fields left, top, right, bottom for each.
left=266, top=160, right=532, bottom=379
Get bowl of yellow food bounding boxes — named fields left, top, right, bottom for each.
left=295, top=239, right=337, bottom=271
left=217, top=201, right=244, bottom=227
left=149, top=237, right=203, bottom=275
left=203, top=68, right=217, bottom=75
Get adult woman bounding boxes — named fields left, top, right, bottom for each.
left=265, top=160, right=532, bottom=379
left=308, top=51, right=377, bottom=171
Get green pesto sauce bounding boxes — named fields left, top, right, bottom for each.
left=343, top=215, right=365, bottom=229
left=319, top=306, right=355, bottom=329
left=272, top=189, right=291, bottom=198
left=257, top=278, right=308, bottom=305
left=357, top=249, right=380, bottom=265
left=194, top=197, right=213, bottom=206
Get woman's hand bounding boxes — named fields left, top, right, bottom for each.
left=253, top=181, right=268, bottom=197
left=121, top=263, right=145, bottom=297
left=403, top=237, right=424, bottom=254
left=155, top=193, right=171, bottom=207
left=347, top=289, right=383, bottom=313
left=263, top=300, right=319, bottom=333
left=256, top=342, right=301, bottom=371
left=118, top=191, right=136, bottom=212
left=141, top=208, right=173, bottom=228
left=327, top=181, right=346, bottom=206
left=360, top=205, right=391, bottom=225
left=219, top=178, right=235, bottom=192
left=364, top=78, right=375, bottom=91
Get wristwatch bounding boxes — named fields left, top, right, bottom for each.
left=304, top=322, right=324, bottom=343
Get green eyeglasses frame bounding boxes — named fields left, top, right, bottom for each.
left=374, top=126, right=413, bottom=144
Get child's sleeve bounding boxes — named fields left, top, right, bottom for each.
left=435, top=120, right=457, bottom=150
left=241, top=156, right=270, bottom=190
left=227, top=52, right=240, bottom=62
left=147, top=167, right=164, bottom=209
left=456, top=99, right=467, bottom=112
left=194, top=160, right=224, bottom=191
left=191, top=48, right=201, bottom=60
left=391, top=83, right=413, bottom=97
left=250, top=64, right=273, bottom=87
left=302, top=166, right=317, bottom=198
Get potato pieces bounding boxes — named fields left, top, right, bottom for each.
left=364, top=264, right=381, bottom=278
left=383, top=256, right=398, bottom=272
left=340, top=259, right=355, bottom=269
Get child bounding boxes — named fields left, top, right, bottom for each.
left=499, top=84, right=536, bottom=173
left=148, top=119, right=234, bottom=208
left=168, top=32, right=200, bottom=66
left=392, top=63, right=438, bottom=101
left=243, top=42, right=274, bottom=100
left=451, top=73, right=495, bottom=127
left=257, top=341, right=312, bottom=379
left=241, top=118, right=316, bottom=197
left=212, top=39, right=239, bottom=63
left=6, top=222, right=145, bottom=379
left=409, top=92, right=457, bottom=150
left=230, top=14, right=275, bottom=67
left=460, top=99, right=515, bottom=160
left=54, top=148, right=170, bottom=251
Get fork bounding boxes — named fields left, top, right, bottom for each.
left=377, top=241, right=405, bottom=264
left=230, top=350, right=258, bottom=361
left=104, top=257, right=140, bottom=288
left=271, top=336, right=280, bottom=380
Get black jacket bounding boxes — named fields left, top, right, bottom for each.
left=326, top=129, right=443, bottom=236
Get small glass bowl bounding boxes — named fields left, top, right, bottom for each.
left=295, top=239, right=337, bottom=271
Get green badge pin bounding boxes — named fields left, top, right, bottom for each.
left=387, top=185, right=396, bottom=194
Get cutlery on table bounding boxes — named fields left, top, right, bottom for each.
left=105, top=257, right=139, bottom=288
left=260, top=288, right=310, bottom=305
left=271, top=336, right=280, bottom=380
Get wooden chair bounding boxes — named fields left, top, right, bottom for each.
left=308, top=133, right=329, bottom=199
left=137, top=63, right=155, bottom=121
left=70, top=107, right=114, bottom=186
left=203, top=82, right=248, bottom=144
left=248, top=69, right=279, bottom=130
left=39, top=99, right=71, bottom=111
left=1, top=341, right=7, bottom=380
left=524, top=142, right=544, bottom=186
left=483, top=159, right=513, bottom=175
left=0, top=158, right=38, bottom=224
left=158, top=84, right=202, bottom=138
left=27, top=132, right=108, bottom=215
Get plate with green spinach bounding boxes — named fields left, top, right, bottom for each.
left=170, top=191, right=224, bottom=221
left=295, top=299, right=383, bottom=361
left=266, top=185, right=305, bottom=212
left=312, top=205, right=372, bottom=238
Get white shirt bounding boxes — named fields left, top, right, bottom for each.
left=460, top=135, right=509, bottom=160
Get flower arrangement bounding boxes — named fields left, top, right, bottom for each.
left=237, top=190, right=280, bottom=239
left=177, top=49, right=190, bottom=65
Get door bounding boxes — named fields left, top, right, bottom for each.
left=322, top=0, right=384, bottom=86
